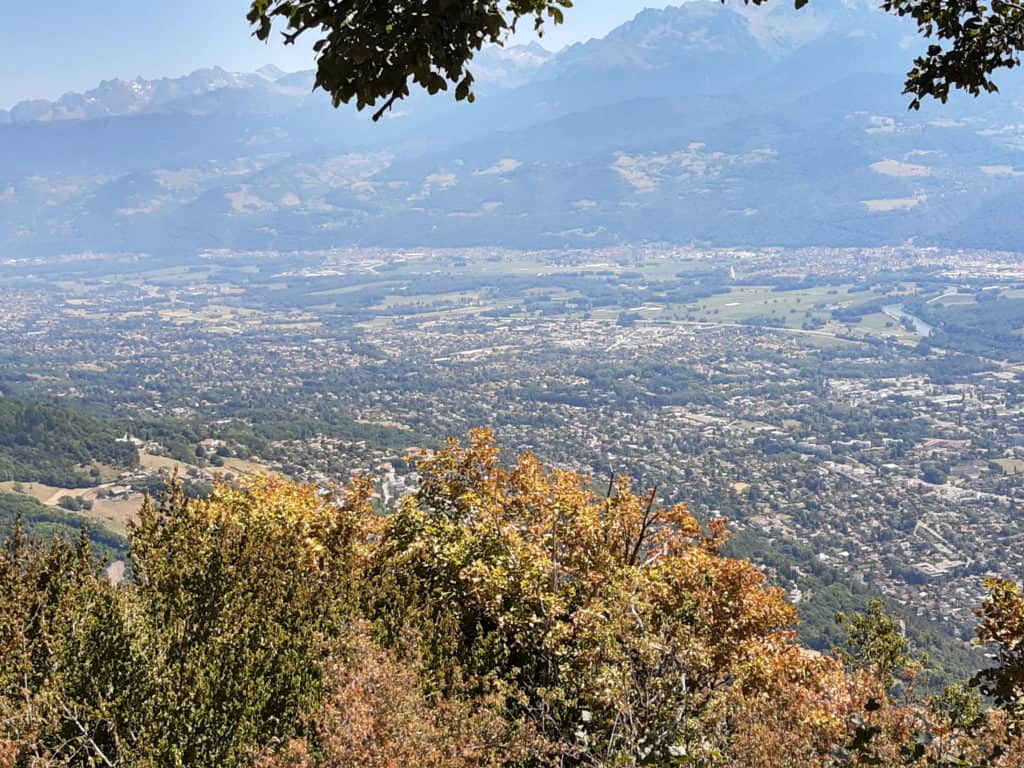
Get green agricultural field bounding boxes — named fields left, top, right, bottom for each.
left=930, top=291, right=978, bottom=307
left=307, top=280, right=399, bottom=298
left=141, top=265, right=221, bottom=286
left=849, top=312, right=920, bottom=343
left=687, top=285, right=873, bottom=328
left=375, top=289, right=485, bottom=310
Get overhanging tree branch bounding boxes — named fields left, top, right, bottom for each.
left=249, top=0, right=1024, bottom=118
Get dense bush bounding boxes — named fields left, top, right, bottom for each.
left=2, top=431, right=1024, bottom=766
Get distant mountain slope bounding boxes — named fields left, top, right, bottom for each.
left=0, top=67, right=300, bottom=124
left=3, top=1, right=1024, bottom=259
left=0, top=43, right=555, bottom=125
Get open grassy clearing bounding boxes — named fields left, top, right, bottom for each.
left=306, top=280, right=399, bottom=298
left=468, top=258, right=572, bottom=277
left=845, top=312, right=921, bottom=343
left=54, top=281, right=103, bottom=294
left=140, top=265, right=221, bottom=286
left=686, top=285, right=874, bottom=328
left=158, top=305, right=257, bottom=325
left=932, top=292, right=978, bottom=307
left=141, top=452, right=273, bottom=480
left=0, top=481, right=83, bottom=505
left=62, top=308, right=111, bottom=320
left=630, top=261, right=691, bottom=280
left=408, top=304, right=495, bottom=322
left=354, top=316, right=398, bottom=331
left=139, top=452, right=200, bottom=474
left=89, top=496, right=144, bottom=537
left=80, top=462, right=123, bottom=483
left=0, top=452, right=274, bottom=537
left=375, top=289, right=485, bottom=310
left=266, top=320, right=322, bottom=331
left=364, top=300, right=509, bottom=326
left=220, top=457, right=273, bottom=477
left=0, top=480, right=143, bottom=536
left=995, top=458, right=1024, bottom=475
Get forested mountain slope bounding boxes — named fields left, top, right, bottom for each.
left=0, top=395, right=138, bottom=487
left=4, top=2, right=1024, bottom=260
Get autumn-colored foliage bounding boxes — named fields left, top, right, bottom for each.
left=256, top=622, right=540, bottom=768
left=3, top=429, right=1024, bottom=766
left=975, top=578, right=1024, bottom=721
left=365, top=429, right=805, bottom=764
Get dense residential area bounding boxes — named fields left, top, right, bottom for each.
left=1, top=244, right=1021, bottom=671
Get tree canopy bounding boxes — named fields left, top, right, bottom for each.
left=4, top=431, right=1024, bottom=766
left=248, top=0, right=1024, bottom=119
left=247, top=0, right=573, bottom=120
left=881, top=0, right=1024, bottom=108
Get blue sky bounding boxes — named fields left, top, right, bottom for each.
left=0, top=1, right=674, bottom=108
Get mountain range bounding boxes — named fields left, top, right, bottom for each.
left=4, top=0, right=1024, bottom=262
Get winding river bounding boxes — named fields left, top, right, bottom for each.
left=883, top=304, right=934, bottom=337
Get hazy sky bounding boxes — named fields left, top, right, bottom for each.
left=0, top=1, right=675, bottom=108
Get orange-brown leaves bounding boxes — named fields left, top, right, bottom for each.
left=257, top=623, right=542, bottom=768
left=370, top=430, right=807, bottom=764
left=727, top=650, right=889, bottom=768
left=975, top=578, right=1024, bottom=717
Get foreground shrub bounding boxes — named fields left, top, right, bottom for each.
left=0, top=476, right=373, bottom=767
left=3, top=431, right=1024, bottom=766
left=368, top=430, right=821, bottom=764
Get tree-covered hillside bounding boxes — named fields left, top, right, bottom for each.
left=906, top=293, right=1024, bottom=363
left=0, top=491, right=125, bottom=561
left=0, top=395, right=139, bottom=487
